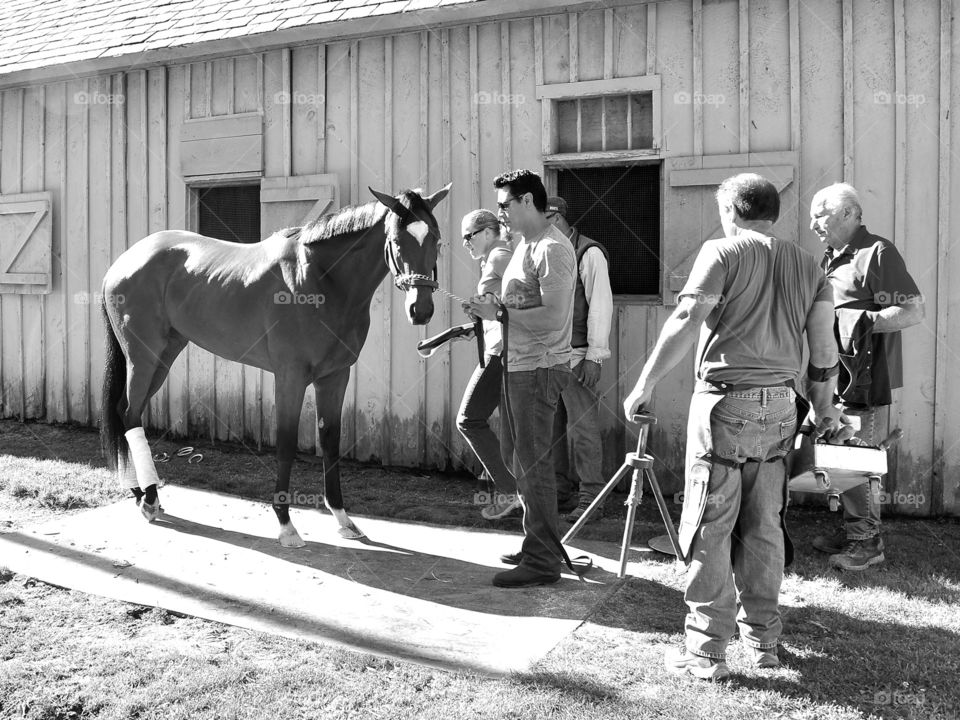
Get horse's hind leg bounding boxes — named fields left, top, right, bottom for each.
left=314, top=368, right=363, bottom=539
left=122, top=332, right=188, bottom=522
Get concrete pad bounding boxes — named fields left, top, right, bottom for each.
left=0, top=486, right=629, bottom=676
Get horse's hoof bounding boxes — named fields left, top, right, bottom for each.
left=338, top=525, right=365, bottom=540
left=279, top=527, right=306, bottom=548
left=140, top=500, right=163, bottom=523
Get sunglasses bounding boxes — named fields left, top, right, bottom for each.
left=462, top=227, right=486, bottom=242
left=497, top=195, right=521, bottom=212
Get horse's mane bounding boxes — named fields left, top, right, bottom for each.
left=296, top=190, right=430, bottom=245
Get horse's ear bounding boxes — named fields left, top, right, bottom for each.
left=422, top=183, right=452, bottom=211
left=369, top=188, right=404, bottom=215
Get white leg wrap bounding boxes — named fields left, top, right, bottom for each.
left=119, top=454, right=139, bottom=490
left=124, top=427, right=160, bottom=491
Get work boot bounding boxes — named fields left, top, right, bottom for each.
left=830, top=536, right=885, bottom=571
left=748, top=646, right=780, bottom=669
left=812, top=529, right=847, bottom=555
left=664, top=648, right=730, bottom=681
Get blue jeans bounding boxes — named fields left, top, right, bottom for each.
left=685, top=388, right=796, bottom=659
left=500, top=365, right=571, bottom=574
left=552, top=377, right=604, bottom=501
left=837, top=405, right=882, bottom=539
left=456, top=355, right=516, bottom=494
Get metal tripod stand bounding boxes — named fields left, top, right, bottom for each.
left=561, top=412, right=683, bottom=578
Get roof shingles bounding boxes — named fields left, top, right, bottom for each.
left=0, top=0, right=478, bottom=77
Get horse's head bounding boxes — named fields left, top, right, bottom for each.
left=370, top=184, right=451, bottom=325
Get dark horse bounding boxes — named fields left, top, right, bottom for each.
left=101, top=185, right=451, bottom=546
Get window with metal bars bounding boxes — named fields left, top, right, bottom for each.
left=197, top=185, right=261, bottom=244
left=555, top=164, right=661, bottom=297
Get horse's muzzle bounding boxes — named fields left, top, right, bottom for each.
left=405, top=286, right=434, bottom=325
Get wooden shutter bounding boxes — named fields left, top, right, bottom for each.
left=662, top=152, right=797, bottom=305
left=0, top=191, right=53, bottom=294
left=260, top=174, right=339, bottom=236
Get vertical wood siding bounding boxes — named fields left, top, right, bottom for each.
left=0, top=0, right=956, bottom=515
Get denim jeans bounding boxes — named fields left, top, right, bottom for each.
left=552, top=378, right=604, bottom=501
left=837, top=405, right=883, bottom=539
left=500, top=364, right=572, bottom=574
left=456, top=355, right=516, bottom=495
left=685, top=388, right=796, bottom=659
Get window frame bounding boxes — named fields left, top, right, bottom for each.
left=538, top=75, right=664, bottom=304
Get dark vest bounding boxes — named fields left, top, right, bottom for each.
left=568, top=229, right=610, bottom=348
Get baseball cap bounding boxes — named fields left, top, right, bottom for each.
left=546, top=196, right=568, bottom=220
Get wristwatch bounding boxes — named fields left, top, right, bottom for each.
left=495, top=306, right=506, bottom=323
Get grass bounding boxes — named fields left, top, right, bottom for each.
left=1, top=418, right=959, bottom=719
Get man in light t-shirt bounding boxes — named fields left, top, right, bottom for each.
left=465, top=169, right=577, bottom=589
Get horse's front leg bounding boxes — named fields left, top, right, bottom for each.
left=273, top=373, right=309, bottom=547
left=314, top=368, right=364, bottom=539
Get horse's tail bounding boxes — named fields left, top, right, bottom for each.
left=100, top=297, right=128, bottom=472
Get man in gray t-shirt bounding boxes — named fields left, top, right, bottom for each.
left=466, top=169, right=576, bottom=589
left=624, top=173, right=841, bottom=680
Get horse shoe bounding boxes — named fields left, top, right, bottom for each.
left=152, top=452, right=170, bottom=463
left=176, top=446, right=194, bottom=457
left=188, top=453, right=204, bottom=464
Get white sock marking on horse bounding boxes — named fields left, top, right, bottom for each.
left=407, top=220, right=429, bottom=246
left=331, top=507, right=365, bottom=539
left=124, top=427, right=160, bottom=491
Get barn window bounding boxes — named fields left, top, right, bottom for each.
left=196, top=185, right=261, bottom=244
left=538, top=75, right=663, bottom=299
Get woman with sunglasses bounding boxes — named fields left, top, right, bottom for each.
left=455, top=209, right=520, bottom=520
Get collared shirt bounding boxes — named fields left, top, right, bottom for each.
left=570, top=238, right=613, bottom=366
left=820, top=225, right=921, bottom=394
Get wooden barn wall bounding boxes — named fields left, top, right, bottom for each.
left=0, top=0, right=956, bottom=515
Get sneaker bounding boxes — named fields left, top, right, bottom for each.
left=812, top=529, right=847, bottom=555
left=748, top=646, right=780, bottom=669
left=481, top=495, right=522, bottom=520
left=664, top=648, right=730, bottom=681
left=565, top=497, right=602, bottom=524
left=829, top=536, right=885, bottom=571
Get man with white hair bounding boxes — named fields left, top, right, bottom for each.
left=809, top=182, right=924, bottom=571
